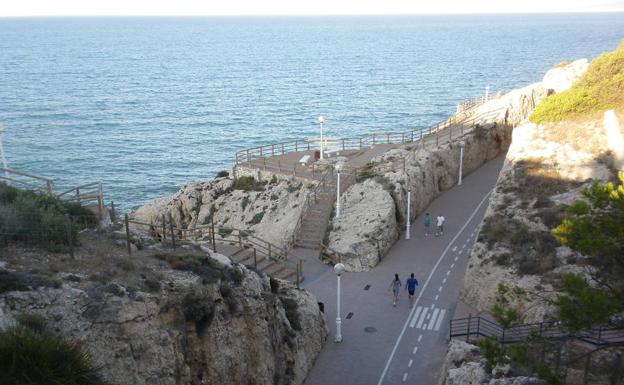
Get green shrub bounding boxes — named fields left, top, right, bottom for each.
left=233, top=176, right=266, bottom=191
left=216, top=170, right=229, bottom=178
left=248, top=212, right=264, bottom=225
left=15, top=314, right=48, bottom=334
left=530, top=43, right=624, bottom=123
left=182, top=292, right=215, bottom=334
left=0, top=183, right=97, bottom=251
left=0, top=325, right=107, bottom=385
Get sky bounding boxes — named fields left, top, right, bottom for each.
left=2, top=0, right=624, bottom=17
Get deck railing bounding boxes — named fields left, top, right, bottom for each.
left=0, top=167, right=54, bottom=194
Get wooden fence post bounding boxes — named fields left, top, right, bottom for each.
left=124, top=214, right=131, bottom=256
left=66, top=215, right=74, bottom=258
left=110, top=201, right=116, bottom=222
left=168, top=213, right=176, bottom=249
left=211, top=208, right=216, bottom=252
left=161, top=214, right=167, bottom=245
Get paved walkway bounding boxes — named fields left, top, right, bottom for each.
left=302, top=156, right=505, bottom=385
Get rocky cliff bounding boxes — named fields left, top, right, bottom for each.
left=0, top=238, right=327, bottom=385
left=131, top=175, right=313, bottom=250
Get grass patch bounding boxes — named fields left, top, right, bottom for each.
left=0, top=270, right=61, bottom=294
left=0, top=325, right=108, bottom=385
left=154, top=251, right=225, bottom=284
left=356, top=163, right=378, bottom=182
left=530, top=43, right=624, bottom=123
left=216, top=170, right=229, bottom=178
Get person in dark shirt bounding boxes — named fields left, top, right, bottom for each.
left=405, top=273, right=419, bottom=303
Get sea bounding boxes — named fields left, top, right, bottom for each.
left=1, top=14, right=623, bottom=210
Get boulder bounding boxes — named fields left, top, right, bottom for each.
left=327, top=178, right=398, bottom=271
left=542, top=59, right=589, bottom=93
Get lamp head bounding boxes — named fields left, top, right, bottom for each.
left=333, top=263, right=346, bottom=276
left=335, top=162, right=343, bottom=172
left=318, top=115, right=325, bottom=124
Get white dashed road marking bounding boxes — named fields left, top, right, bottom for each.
left=446, top=270, right=451, bottom=276
left=409, top=306, right=424, bottom=328
left=450, top=263, right=455, bottom=268
left=442, top=277, right=447, bottom=284
left=434, top=310, right=447, bottom=331
left=412, top=346, right=418, bottom=354
left=408, top=359, right=413, bottom=368
left=378, top=191, right=492, bottom=385
left=438, top=286, right=443, bottom=292
left=403, top=373, right=408, bottom=382
left=427, top=308, right=440, bottom=330
left=434, top=295, right=439, bottom=301
left=418, top=334, right=423, bottom=342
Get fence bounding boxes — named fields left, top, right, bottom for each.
left=57, top=182, right=105, bottom=220
left=125, top=214, right=292, bottom=262
left=0, top=167, right=54, bottom=194
left=449, top=316, right=624, bottom=346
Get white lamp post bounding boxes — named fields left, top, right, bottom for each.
left=458, top=141, right=465, bottom=186
left=406, top=188, right=411, bottom=240
left=0, top=124, right=7, bottom=179
left=334, top=262, right=346, bottom=343
left=335, top=162, right=342, bottom=218
left=318, top=115, right=325, bottom=160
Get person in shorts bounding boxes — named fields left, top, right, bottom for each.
left=405, top=273, right=419, bottom=303
left=389, top=273, right=402, bottom=306
left=423, top=213, right=431, bottom=238
left=436, top=214, right=445, bottom=236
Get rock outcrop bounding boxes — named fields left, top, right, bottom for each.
left=0, top=250, right=327, bottom=385
left=131, top=176, right=312, bottom=250
left=326, top=178, right=398, bottom=271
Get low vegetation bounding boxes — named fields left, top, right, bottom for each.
left=530, top=42, right=624, bottom=123
left=0, top=320, right=107, bottom=385
left=232, top=176, right=267, bottom=191
left=0, top=183, right=97, bottom=251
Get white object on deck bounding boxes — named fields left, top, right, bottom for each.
left=325, top=149, right=342, bottom=157
left=299, top=155, right=311, bottom=166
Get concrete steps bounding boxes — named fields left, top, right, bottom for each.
left=217, top=244, right=301, bottom=284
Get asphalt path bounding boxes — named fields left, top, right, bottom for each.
left=303, top=156, right=505, bottom=385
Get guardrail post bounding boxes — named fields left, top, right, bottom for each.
left=296, top=262, right=300, bottom=289
left=76, top=187, right=81, bottom=204
left=161, top=214, right=167, bottom=245
left=476, top=317, right=480, bottom=337
left=281, top=143, right=284, bottom=155
left=66, top=215, right=74, bottom=258
left=387, top=133, right=390, bottom=144
left=97, top=182, right=104, bottom=221
left=295, top=142, right=298, bottom=152
left=411, top=131, right=414, bottom=142
left=110, top=201, right=116, bottom=222
left=307, top=142, right=310, bottom=151
left=124, top=214, right=131, bottom=256
left=271, top=144, right=275, bottom=156
left=373, top=134, right=376, bottom=145
left=342, top=138, right=345, bottom=150
left=247, top=150, right=251, bottom=163
left=211, top=208, right=216, bottom=252
left=46, top=180, right=53, bottom=194
left=466, top=314, right=472, bottom=342
left=260, top=147, right=263, bottom=157
left=169, top=213, right=176, bottom=249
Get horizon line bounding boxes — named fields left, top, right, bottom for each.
left=2, top=10, right=624, bottom=18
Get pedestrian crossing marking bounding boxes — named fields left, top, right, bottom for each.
left=410, top=306, right=446, bottom=331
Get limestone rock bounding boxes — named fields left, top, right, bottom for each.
left=327, top=178, right=398, bottom=271
left=542, top=59, right=589, bottom=93
left=0, top=257, right=327, bottom=385
left=446, top=361, right=489, bottom=385
left=131, top=177, right=310, bottom=250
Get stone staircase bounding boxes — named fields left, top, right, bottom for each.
left=294, top=178, right=336, bottom=249
left=209, top=242, right=301, bottom=283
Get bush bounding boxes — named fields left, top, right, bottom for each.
left=182, top=292, right=215, bottom=334
left=0, top=270, right=61, bottom=294
left=0, top=183, right=97, bottom=251
left=530, top=43, right=624, bottom=123
left=0, top=325, right=107, bottom=385
left=216, top=170, right=229, bottom=178
left=233, top=176, right=266, bottom=191
left=248, top=212, right=264, bottom=225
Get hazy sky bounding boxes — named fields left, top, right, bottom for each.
left=2, top=0, right=624, bottom=17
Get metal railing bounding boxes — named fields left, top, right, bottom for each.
left=449, top=315, right=624, bottom=346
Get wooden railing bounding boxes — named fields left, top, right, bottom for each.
left=0, top=167, right=54, bottom=194
left=127, top=216, right=292, bottom=262
left=57, top=182, right=105, bottom=219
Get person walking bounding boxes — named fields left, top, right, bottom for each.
left=405, top=273, right=419, bottom=304
left=423, top=213, right=431, bottom=238
left=436, top=214, right=446, bottom=237
left=389, top=273, right=402, bottom=306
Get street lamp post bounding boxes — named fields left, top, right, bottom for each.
left=335, top=162, right=342, bottom=218
left=458, top=141, right=465, bottom=186
left=318, top=115, right=325, bottom=160
left=406, top=189, right=411, bottom=240
left=334, top=262, right=346, bottom=343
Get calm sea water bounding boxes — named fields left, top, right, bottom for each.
left=1, top=14, right=623, bottom=210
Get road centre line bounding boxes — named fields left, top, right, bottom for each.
left=377, top=191, right=492, bottom=385
left=412, top=346, right=418, bottom=354
left=434, top=294, right=439, bottom=301
left=438, top=286, right=443, bottom=292
left=418, top=334, right=423, bottom=342
left=403, top=373, right=408, bottom=382
left=408, top=359, right=413, bottom=368
left=442, top=277, right=447, bottom=284
left=446, top=270, right=451, bottom=276
left=450, top=263, right=455, bottom=268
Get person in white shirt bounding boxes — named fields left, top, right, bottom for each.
left=436, top=214, right=445, bottom=236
